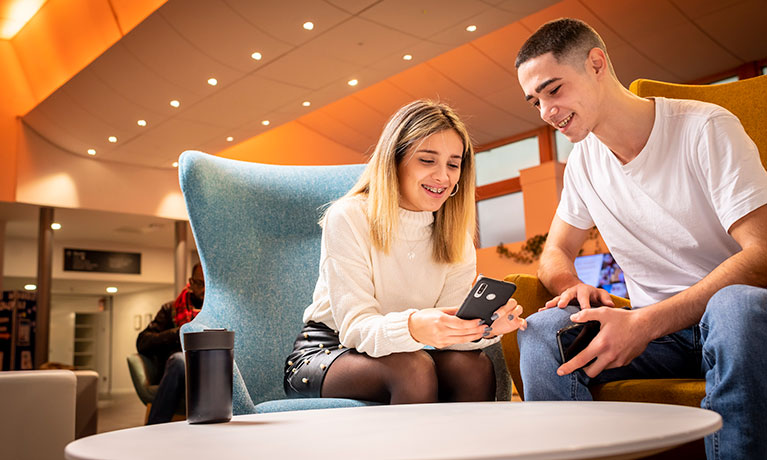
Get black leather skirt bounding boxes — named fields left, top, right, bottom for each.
left=283, top=321, right=352, bottom=398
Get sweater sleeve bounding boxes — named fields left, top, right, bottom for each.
left=322, top=200, right=423, bottom=358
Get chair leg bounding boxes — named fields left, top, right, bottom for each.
left=144, top=403, right=152, bottom=425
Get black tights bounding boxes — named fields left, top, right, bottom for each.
left=321, top=349, right=495, bottom=404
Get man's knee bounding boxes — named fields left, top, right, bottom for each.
left=165, top=352, right=186, bottom=376
left=703, top=285, right=767, bottom=348
left=705, top=285, right=767, bottom=326
left=519, top=306, right=578, bottom=348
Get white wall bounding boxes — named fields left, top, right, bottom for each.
left=4, top=237, right=175, bottom=283
left=15, top=124, right=187, bottom=220
left=111, top=286, right=175, bottom=394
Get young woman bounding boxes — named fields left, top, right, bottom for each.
left=284, top=100, right=526, bottom=404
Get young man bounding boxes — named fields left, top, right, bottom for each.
left=514, top=18, right=767, bottom=459
left=137, top=262, right=204, bottom=424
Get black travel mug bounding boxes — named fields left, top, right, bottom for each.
left=183, top=328, right=234, bottom=424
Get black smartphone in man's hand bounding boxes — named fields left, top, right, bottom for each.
left=556, top=320, right=600, bottom=367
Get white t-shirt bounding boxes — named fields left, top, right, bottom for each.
left=558, top=97, right=767, bottom=308
left=303, top=195, right=495, bottom=357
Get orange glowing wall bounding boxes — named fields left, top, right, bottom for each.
left=0, top=0, right=166, bottom=202
left=218, top=122, right=367, bottom=166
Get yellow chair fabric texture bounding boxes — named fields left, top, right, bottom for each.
left=503, top=74, right=767, bottom=408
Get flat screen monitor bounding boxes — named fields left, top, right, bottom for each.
left=573, top=253, right=628, bottom=299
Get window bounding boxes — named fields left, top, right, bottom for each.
left=475, top=136, right=539, bottom=186
left=475, top=132, right=545, bottom=248
left=708, top=75, right=738, bottom=85
left=477, top=192, right=526, bottom=248
left=762, top=66, right=766, bottom=75
left=555, top=130, right=575, bottom=163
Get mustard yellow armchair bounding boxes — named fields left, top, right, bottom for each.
left=629, top=75, right=767, bottom=170
left=500, top=274, right=703, bottom=406
left=500, top=74, right=767, bottom=458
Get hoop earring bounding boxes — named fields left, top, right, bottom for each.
left=449, top=183, right=459, bottom=197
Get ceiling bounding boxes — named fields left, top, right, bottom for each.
left=21, top=0, right=767, bottom=170
left=4, top=0, right=767, bottom=295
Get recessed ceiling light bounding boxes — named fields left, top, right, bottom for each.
left=347, top=79, right=359, bottom=87
left=403, top=54, right=413, bottom=61
left=108, top=136, right=117, bottom=143
left=207, top=78, right=218, bottom=86
left=261, top=120, right=270, bottom=126
left=303, top=21, right=314, bottom=30
left=251, top=51, right=262, bottom=61
left=170, top=100, right=180, bottom=108
left=0, top=1, right=45, bottom=40
left=87, top=149, right=96, bottom=156
left=302, top=101, right=311, bottom=107
left=137, top=119, right=147, bottom=127
left=466, top=25, right=477, bottom=32
left=172, top=161, right=179, bottom=168
left=24, top=284, right=37, bottom=291
left=106, top=286, right=118, bottom=293
left=226, top=136, right=234, bottom=142
left=50, top=222, right=62, bottom=230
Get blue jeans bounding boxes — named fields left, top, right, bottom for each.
left=518, top=285, right=767, bottom=460
left=147, top=352, right=186, bottom=425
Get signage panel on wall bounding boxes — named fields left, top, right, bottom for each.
left=64, top=248, right=141, bottom=274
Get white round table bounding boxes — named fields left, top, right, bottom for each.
left=66, top=401, right=721, bottom=460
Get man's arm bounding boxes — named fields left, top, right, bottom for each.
left=538, top=216, right=615, bottom=310
left=560, top=203, right=767, bottom=377
left=635, top=203, right=767, bottom=339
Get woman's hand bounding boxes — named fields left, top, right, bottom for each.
left=486, top=298, right=527, bottom=337
left=408, top=307, right=487, bottom=348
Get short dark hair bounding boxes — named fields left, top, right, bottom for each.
left=515, top=18, right=608, bottom=70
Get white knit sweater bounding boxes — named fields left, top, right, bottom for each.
left=303, top=195, right=498, bottom=357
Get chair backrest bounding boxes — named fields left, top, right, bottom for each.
left=178, top=150, right=364, bottom=412
left=629, top=74, right=767, bottom=170
left=126, top=353, right=157, bottom=405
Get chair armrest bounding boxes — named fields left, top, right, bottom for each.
left=499, top=274, right=630, bottom=400
left=72, top=370, right=99, bottom=439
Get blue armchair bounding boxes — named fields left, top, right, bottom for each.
left=178, top=150, right=510, bottom=414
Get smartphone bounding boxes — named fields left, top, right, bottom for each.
left=456, top=276, right=517, bottom=325
left=556, top=320, right=600, bottom=367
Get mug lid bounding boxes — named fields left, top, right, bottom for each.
left=184, top=328, right=234, bottom=351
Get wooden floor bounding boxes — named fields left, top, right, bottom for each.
left=97, top=392, right=147, bottom=433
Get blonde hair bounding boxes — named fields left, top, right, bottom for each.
left=327, top=100, right=476, bottom=264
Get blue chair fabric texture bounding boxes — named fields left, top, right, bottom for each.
left=178, top=150, right=509, bottom=414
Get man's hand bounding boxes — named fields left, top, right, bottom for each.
left=557, top=307, right=653, bottom=378
left=541, top=282, right=615, bottom=312
left=408, top=307, right=487, bottom=348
